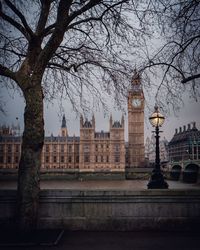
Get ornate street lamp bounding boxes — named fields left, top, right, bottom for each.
left=147, top=105, right=168, bottom=189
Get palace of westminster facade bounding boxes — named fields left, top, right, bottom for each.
left=0, top=73, right=145, bottom=172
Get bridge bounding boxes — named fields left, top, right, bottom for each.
left=168, top=159, right=200, bottom=183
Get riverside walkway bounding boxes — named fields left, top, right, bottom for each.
left=0, top=179, right=200, bottom=190
left=1, top=180, right=200, bottom=249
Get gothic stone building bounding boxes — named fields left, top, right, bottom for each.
left=0, top=115, right=125, bottom=173
left=0, top=73, right=145, bottom=172
left=168, top=122, right=200, bottom=166
left=128, top=71, right=145, bottom=167
left=168, top=122, right=200, bottom=182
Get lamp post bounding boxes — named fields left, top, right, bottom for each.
left=147, top=105, right=168, bottom=189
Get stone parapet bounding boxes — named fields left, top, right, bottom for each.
left=0, top=189, right=200, bottom=231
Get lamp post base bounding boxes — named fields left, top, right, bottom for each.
left=147, top=170, right=168, bottom=189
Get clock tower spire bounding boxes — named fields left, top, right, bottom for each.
left=128, top=70, right=145, bottom=168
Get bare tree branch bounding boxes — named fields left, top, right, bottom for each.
left=0, top=64, right=16, bottom=80
left=4, top=0, right=33, bottom=37
left=138, top=0, right=200, bottom=108
left=0, top=4, right=31, bottom=40
left=182, top=73, right=200, bottom=84
left=35, top=0, right=52, bottom=35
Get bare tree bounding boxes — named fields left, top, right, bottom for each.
left=137, top=0, right=200, bottom=111
left=0, top=0, right=148, bottom=230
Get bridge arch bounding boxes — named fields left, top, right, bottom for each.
left=183, top=163, right=199, bottom=183
left=185, top=163, right=199, bottom=171
left=170, top=165, right=182, bottom=180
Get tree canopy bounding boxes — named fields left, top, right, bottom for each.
left=138, top=0, right=200, bottom=111
left=0, top=0, right=149, bottom=113
left=0, top=0, right=199, bottom=230
left=1, top=1, right=199, bottom=114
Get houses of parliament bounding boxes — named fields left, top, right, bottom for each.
left=0, top=72, right=145, bottom=173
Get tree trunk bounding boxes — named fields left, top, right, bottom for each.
left=16, top=83, right=44, bottom=231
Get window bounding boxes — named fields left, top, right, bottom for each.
left=115, top=132, right=119, bottom=138
left=15, top=156, right=19, bottom=163
left=75, top=145, right=79, bottom=152
left=7, top=144, right=12, bottom=153
left=114, top=144, right=120, bottom=152
left=61, top=156, right=64, bottom=163
left=53, top=144, right=57, bottom=153
left=83, top=144, right=90, bottom=152
left=53, top=156, right=57, bottom=163
left=68, top=156, right=72, bottom=163
left=84, top=131, right=89, bottom=139
left=0, top=156, right=4, bottom=163
left=7, top=156, right=11, bottom=164
left=46, top=156, right=49, bottom=163
left=46, top=144, right=49, bottom=153
left=15, top=144, right=20, bottom=153
left=198, top=146, right=200, bottom=159
left=95, top=145, right=98, bottom=151
left=76, top=156, right=79, bottom=163
left=96, top=156, right=98, bottom=163
left=106, top=156, right=109, bottom=163
left=68, top=145, right=72, bottom=153
left=0, top=145, right=4, bottom=153
left=115, top=155, right=120, bottom=163
left=61, top=144, right=64, bottom=153
left=101, top=155, right=103, bottom=162
left=84, top=155, right=89, bottom=163
left=193, top=145, right=198, bottom=160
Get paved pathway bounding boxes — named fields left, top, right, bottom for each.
left=3, top=231, right=200, bottom=250
left=0, top=179, right=200, bottom=190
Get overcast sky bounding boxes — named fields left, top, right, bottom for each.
left=1, top=85, right=200, bottom=143
left=1, top=2, right=199, bottom=144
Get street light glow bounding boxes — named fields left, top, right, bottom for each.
left=149, top=106, right=165, bottom=127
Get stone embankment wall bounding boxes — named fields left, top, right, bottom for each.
left=0, top=189, right=200, bottom=231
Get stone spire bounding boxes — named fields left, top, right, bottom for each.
left=61, top=114, right=66, bottom=128
left=109, top=114, right=113, bottom=129
left=92, top=114, right=95, bottom=128
left=131, top=68, right=141, bottom=85
left=121, top=115, right=124, bottom=127
left=80, top=114, right=83, bottom=128
left=61, top=114, right=68, bottom=137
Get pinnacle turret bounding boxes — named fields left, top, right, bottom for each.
left=61, top=114, right=66, bottom=128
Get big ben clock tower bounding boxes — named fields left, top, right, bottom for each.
left=128, top=70, right=145, bottom=168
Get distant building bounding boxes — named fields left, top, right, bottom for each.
left=168, top=122, right=200, bottom=164
left=127, top=70, right=145, bottom=167
left=0, top=126, right=21, bottom=169
left=0, top=115, right=125, bottom=173
left=0, top=72, right=146, bottom=172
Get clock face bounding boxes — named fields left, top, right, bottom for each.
left=132, top=98, right=141, bottom=107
